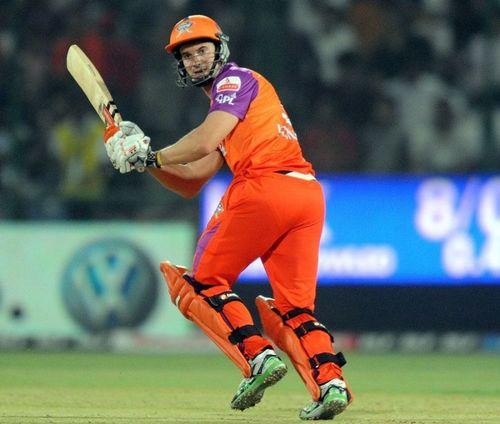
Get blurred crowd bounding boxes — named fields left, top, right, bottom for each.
left=1, top=0, right=499, bottom=220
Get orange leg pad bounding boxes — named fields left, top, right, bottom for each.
left=160, top=261, right=252, bottom=378
left=255, top=295, right=321, bottom=401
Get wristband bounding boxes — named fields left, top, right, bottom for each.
left=156, top=150, right=164, bottom=167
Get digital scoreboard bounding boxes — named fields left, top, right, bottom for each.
left=200, top=174, right=500, bottom=285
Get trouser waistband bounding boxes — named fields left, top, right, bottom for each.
left=275, top=170, right=316, bottom=181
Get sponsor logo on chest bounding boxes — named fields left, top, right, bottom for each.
left=216, top=76, right=241, bottom=92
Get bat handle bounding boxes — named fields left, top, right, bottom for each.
left=104, top=122, right=119, bottom=144
left=103, top=106, right=119, bottom=143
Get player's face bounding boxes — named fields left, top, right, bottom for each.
left=179, top=42, right=216, bottom=80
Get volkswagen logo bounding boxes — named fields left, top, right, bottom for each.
left=62, top=238, right=158, bottom=332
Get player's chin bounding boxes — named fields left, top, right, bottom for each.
left=191, top=71, right=208, bottom=80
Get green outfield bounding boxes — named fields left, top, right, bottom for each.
left=0, top=351, right=499, bottom=423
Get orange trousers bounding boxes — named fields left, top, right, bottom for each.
left=192, top=172, right=341, bottom=382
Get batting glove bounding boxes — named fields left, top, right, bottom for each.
left=104, top=121, right=149, bottom=172
left=117, top=122, right=162, bottom=170
left=105, top=129, right=122, bottom=168
left=112, top=133, right=152, bottom=174
left=119, top=121, right=144, bottom=137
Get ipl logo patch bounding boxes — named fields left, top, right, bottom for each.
left=61, top=239, right=158, bottom=332
left=215, top=92, right=236, bottom=105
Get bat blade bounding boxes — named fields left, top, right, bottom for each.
left=66, top=44, right=122, bottom=125
left=66, top=44, right=147, bottom=173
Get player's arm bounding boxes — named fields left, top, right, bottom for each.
left=108, top=110, right=237, bottom=171
left=146, top=110, right=236, bottom=197
left=156, top=110, right=238, bottom=165
left=147, top=150, right=224, bottom=198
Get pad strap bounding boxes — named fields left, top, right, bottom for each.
left=294, top=320, right=334, bottom=342
left=204, top=291, right=244, bottom=312
left=184, top=276, right=245, bottom=314
left=282, top=308, right=335, bottom=344
left=282, top=307, right=314, bottom=321
left=183, top=274, right=208, bottom=293
left=310, top=352, right=347, bottom=369
left=183, top=277, right=262, bottom=345
left=229, top=325, right=262, bottom=344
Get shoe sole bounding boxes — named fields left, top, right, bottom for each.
left=230, top=364, right=287, bottom=410
left=299, top=397, right=348, bottom=420
left=322, top=398, right=347, bottom=417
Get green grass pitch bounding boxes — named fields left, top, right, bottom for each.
left=1, top=351, right=499, bottom=423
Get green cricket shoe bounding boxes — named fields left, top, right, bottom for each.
left=299, top=378, right=348, bottom=420
left=230, top=349, right=287, bottom=411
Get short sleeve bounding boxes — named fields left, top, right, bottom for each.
left=209, top=70, right=259, bottom=120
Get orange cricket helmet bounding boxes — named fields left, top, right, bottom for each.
left=166, top=15, right=223, bottom=54
left=165, top=15, right=230, bottom=87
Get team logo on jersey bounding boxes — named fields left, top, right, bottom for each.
left=216, top=76, right=241, bottom=92
left=175, top=19, right=193, bottom=36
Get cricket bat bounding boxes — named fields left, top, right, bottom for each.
left=66, top=44, right=145, bottom=172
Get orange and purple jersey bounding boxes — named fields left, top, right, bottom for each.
left=192, top=63, right=341, bottom=383
left=208, top=62, right=313, bottom=178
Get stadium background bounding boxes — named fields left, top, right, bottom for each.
left=1, top=0, right=500, bottom=354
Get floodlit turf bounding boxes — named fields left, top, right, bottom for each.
left=0, top=351, right=499, bottom=423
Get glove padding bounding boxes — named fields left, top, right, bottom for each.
left=105, top=121, right=146, bottom=170
left=112, top=133, right=152, bottom=174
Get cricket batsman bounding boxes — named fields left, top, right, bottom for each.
left=105, top=15, right=352, bottom=420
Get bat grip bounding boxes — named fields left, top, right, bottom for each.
left=103, top=122, right=119, bottom=144
left=102, top=105, right=116, bottom=125
left=103, top=106, right=119, bottom=143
